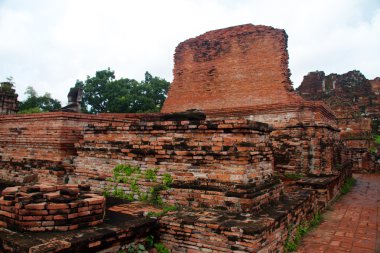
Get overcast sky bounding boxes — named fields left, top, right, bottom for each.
left=0, top=0, right=379, bottom=103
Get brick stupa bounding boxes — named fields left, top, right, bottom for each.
left=162, top=24, right=303, bottom=113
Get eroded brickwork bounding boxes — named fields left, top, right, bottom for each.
left=73, top=116, right=281, bottom=212
left=162, top=24, right=340, bottom=176
left=0, top=23, right=355, bottom=253
left=0, top=112, right=122, bottom=183
left=205, top=103, right=340, bottom=175
left=0, top=184, right=104, bottom=232
left=162, top=24, right=302, bottom=113
left=297, top=71, right=379, bottom=171
left=159, top=189, right=317, bottom=252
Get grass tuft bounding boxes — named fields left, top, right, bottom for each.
left=340, top=177, right=356, bottom=195
left=284, top=212, right=324, bottom=252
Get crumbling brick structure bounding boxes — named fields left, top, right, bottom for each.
left=0, top=184, right=104, bottom=232
left=0, top=24, right=353, bottom=253
left=298, top=71, right=379, bottom=171
left=0, top=112, right=122, bottom=184
left=162, top=24, right=302, bottom=113
left=0, top=82, right=18, bottom=115
left=163, top=24, right=340, bottom=175
left=74, top=116, right=281, bottom=212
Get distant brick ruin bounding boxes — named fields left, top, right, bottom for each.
left=0, top=24, right=356, bottom=252
left=298, top=70, right=380, bottom=171
left=0, top=82, right=18, bottom=114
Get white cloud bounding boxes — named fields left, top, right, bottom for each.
left=0, top=0, right=379, bottom=103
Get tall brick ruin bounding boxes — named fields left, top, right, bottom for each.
left=297, top=71, right=380, bottom=171
left=163, top=24, right=341, bottom=176
left=0, top=82, right=18, bottom=114
left=162, top=24, right=302, bottom=113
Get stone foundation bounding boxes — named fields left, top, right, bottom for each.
left=0, top=184, right=105, bottom=232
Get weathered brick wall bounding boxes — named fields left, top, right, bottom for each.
left=204, top=101, right=337, bottom=128
left=298, top=71, right=379, bottom=171
left=159, top=189, right=317, bottom=253
left=272, top=126, right=341, bottom=175
left=0, top=184, right=104, bottom=232
left=205, top=103, right=341, bottom=175
left=162, top=24, right=302, bottom=113
left=73, top=117, right=282, bottom=211
left=161, top=23, right=341, bottom=176
left=0, top=112, right=122, bottom=183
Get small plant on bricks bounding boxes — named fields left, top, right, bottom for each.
left=104, top=164, right=173, bottom=206
left=284, top=212, right=323, bottom=252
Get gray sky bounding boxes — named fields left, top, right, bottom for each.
left=1, top=0, right=379, bottom=103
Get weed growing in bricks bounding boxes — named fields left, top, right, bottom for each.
left=284, top=177, right=356, bottom=252
left=284, top=212, right=324, bottom=252
left=104, top=164, right=173, bottom=206
left=374, top=134, right=380, bottom=144
left=283, top=172, right=304, bottom=180
left=117, top=235, right=171, bottom=253
left=146, top=205, right=178, bottom=218
left=340, top=177, right=357, bottom=195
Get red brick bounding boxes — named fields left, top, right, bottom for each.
left=24, top=202, right=46, bottom=210
left=47, top=203, right=69, bottom=210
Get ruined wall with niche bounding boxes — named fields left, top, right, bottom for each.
left=297, top=71, right=379, bottom=171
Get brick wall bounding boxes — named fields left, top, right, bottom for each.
left=0, top=112, right=122, bottom=183
left=272, top=126, right=341, bottom=175
left=162, top=24, right=303, bottom=113
left=205, top=102, right=341, bottom=175
left=73, top=116, right=282, bottom=212
left=298, top=71, right=379, bottom=172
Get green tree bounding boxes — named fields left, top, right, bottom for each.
left=19, top=86, right=61, bottom=114
left=79, top=68, right=115, bottom=113
left=77, top=69, right=170, bottom=113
